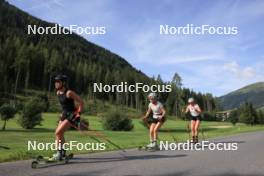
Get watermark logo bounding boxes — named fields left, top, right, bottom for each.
left=160, top=141, right=238, bottom=151
left=27, top=24, right=106, bottom=35
left=160, top=24, right=238, bottom=35
left=27, top=140, right=106, bottom=151
left=93, top=82, right=172, bottom=93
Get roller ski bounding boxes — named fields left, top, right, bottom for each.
left=191, top=136, right=199, bottom=144
left=31, top=151, right=74, bottom=169
left=138, top=141, right=160, bottom=151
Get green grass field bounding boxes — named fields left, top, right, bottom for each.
left=0, top=113, right=264, bottom=163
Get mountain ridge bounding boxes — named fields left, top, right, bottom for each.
left=218, top=82, right=264, bottom=110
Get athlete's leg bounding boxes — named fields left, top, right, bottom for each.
left=55, top=120, right=71, bottom=149
left=190, top=120, right=196, bottom=137
left=153, top=122, right=163, bottom=141
left=194, top=120, right=200, bottom=137
left=149, top=123, right=156, bottom=142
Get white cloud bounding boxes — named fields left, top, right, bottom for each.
left=8, top=0, right=263, bottom=96
left=23, top=0, right=64, bottom=11
left=223, top=61, right=255, bottom=79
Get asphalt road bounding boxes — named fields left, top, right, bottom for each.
left=0, top=131, right=264, bottom=176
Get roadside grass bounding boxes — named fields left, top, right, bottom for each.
left=0, top=112, right=263, bottom=162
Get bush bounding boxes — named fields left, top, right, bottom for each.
left=18, top=98, right=46, bottom=129
left=239, top=102, right=258, bottom=125
left=228, top=110, right=239, bottom=125
left=102, top=110, right=134, bottom=131
left=202, top=112, right=217, bottom=121
left=257, top=110, right=264, bottom=124
left=36, top=93, right=49, bottom=112
left=0, top=104, right=17, bottom=130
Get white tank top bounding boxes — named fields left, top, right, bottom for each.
left=187, top=104, right=201, bottom=117
left=148, top=102, right=163, bottom=119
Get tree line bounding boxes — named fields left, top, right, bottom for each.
left=229, top=102, right=264, bottom=125
left=0, top=0, right=218, bottom=119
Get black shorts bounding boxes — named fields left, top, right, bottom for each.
left=60, top=111, right=80, bottom=127
left=190, top=115, right=201, bottom=121
left=149, top=116, right=166, bottom=124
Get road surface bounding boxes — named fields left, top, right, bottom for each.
left=0, top=131, right=263, bottom=176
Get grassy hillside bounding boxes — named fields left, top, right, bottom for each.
left=218, top=82, right=264, bottom=110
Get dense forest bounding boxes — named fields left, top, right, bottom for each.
left=0, top=0, right=217, bottom=117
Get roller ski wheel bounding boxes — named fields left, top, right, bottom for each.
left=68, top=153, right=74, bottom=159
left=31, top=153, right=73, bottom=169
left=36, top=155, right=44, bottom=161
left=31, top=161, right=38, bottom=169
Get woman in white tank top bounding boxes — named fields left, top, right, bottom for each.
left=184, top=97, right=202, bottom=143
left=143, top=93, right=166, bottom=148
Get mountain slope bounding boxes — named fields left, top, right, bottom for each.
left=0, top=0, right=151, bottom=93
left=0, top=0, right=218, bottom=114
left=218, top=82, right=264, bottom=110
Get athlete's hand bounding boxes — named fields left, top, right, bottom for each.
left=142, top=116, right=147, bottom=120
left=76, top=106, right=82, bottom=114
left=142, top=116, right=150, bottom=128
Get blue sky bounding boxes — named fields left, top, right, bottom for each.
left=7, top=0, right=264, bottom=96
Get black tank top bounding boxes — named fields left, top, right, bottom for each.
left=58, top=90, right=75, bottom=112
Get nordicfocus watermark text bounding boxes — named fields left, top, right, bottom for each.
left=27, top=140, right=106, bottom=151
left=27, top=24, right=106, bottom=35
left=93, top=82, right=172, bottom=93
left=160, top=141, right=238, bottom=151
left=160, top=24, right=238, bottom=35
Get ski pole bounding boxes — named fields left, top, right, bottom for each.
left=72, top=109, right=125, bottom=151
left=69, top=122, right=103, bottom=142
left=141, top=116, right=150, bottom=129
left=200, top=125, right=205, bottom=140
left=164, top=127, right=178, bottom=143
left=71, top=121, right=126, bottom=152
left=187, top=122, right=191, bottom=141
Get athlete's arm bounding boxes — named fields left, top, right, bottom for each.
left=195, top=105, right=202, bottom=114
left=160, top=107, right=166, bottom=119
left=184, top=106, right=190, bottom=113
left=143, top=108, right=152, bottom=119
left=67, top=90, right=84, bottom=113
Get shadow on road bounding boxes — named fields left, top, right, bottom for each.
left=73, top=153, right=187, bottom=164
left=160, top=171, right=262, bottom=176
left=35, top=154, right=187, bottom=169
left=212, top=141, right=245, bottom=144
left=160, top=128, right=215, bottom=133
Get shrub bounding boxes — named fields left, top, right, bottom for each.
left=18, top=98, right=46, bottom=129
left=102, top=110, right=134, bottom=131
left=36, top=93, right=49, bottom=112
left=0, top=104, right=16, bottom=130
left=202, top=112, right=217, bottom=121
left=239, top=102, right=258, bottom=125
left=228, top=110, right=239, bottom=125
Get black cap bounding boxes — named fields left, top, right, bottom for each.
left=54, top=74, right=67, bottom=82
